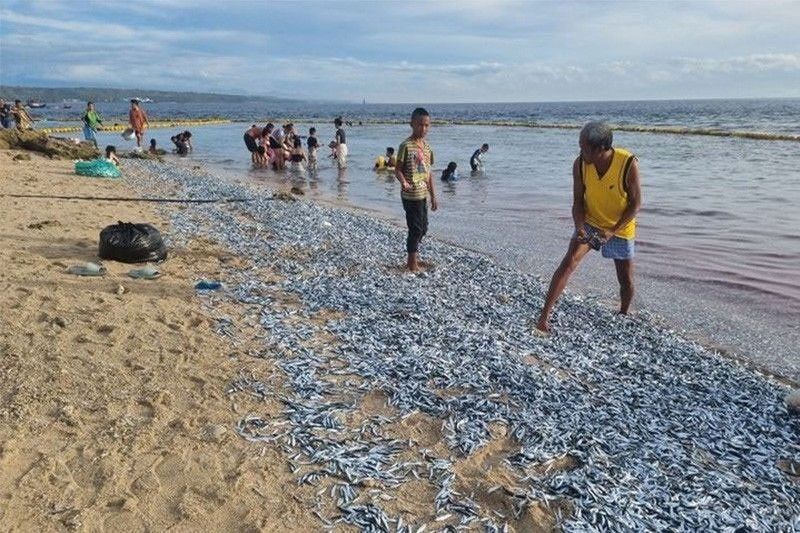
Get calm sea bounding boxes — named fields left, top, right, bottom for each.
left=45, top=98, right=800, bottom=381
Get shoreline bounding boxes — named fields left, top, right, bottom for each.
left=198, top=157, right=800, bottom=389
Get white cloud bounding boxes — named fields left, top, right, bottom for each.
left=0, top=9, right=238, bottom=43
left=676, top=54, right=800, bottom=75
left=2, top=0, right=799, bottom=101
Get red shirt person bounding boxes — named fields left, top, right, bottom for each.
left=128, top=99, right=149, bottom=147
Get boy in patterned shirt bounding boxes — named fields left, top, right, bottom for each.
left=395, top=107, right=438, bottom=272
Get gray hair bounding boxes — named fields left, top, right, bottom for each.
left=580, top=121, right=613, bottom=150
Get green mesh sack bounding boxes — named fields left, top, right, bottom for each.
left=75, top=159, right=121, bottom=178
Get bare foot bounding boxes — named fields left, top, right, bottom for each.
left=534, top=318, right=551, bottom=335
left=407, top=253, right=424, bottom=272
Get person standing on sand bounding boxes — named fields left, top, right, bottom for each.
left=128, top=99, right=149, bottom=148
left=11, top=100, right=33, bottom=130
left=82, top=101, right=102, bottom=148
left=395, top=107, right=438, bottom=272
left=536, top=121, right=642, bottom=333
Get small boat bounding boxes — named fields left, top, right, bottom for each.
left=27, top=100, right=46, bottom=108
left=62, top=104, right=72, bottom=109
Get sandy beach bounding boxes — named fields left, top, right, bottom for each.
left=1, top=144, right=798, bottom=532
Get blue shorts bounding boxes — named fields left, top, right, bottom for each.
left=83, top=125, right=97, bottom=143
left=575, top=223, right=635, bottom=260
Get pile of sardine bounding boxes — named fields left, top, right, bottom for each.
left=124, top=160, right=800, bottom=532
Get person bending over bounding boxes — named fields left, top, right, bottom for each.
left=470, top=143, right=489, bottom=171
left=536, top=121, right=642, bottom=333
left=105, top=145, right=121, bottom=166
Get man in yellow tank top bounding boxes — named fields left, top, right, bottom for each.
left=537, top=121, right=643, bottom=333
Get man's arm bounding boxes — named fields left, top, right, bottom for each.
left=571, top=157, right=586, bottom=235
left=611, top=159, right=642, bottom=234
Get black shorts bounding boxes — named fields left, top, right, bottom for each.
left=244, top=133, right=258, bottom=153
left=402, top=198, right=428, bottom=254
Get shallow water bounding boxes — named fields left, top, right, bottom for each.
left=36, top=97, right=800, bottom=135
left=85, top=102, right=800, bottom=381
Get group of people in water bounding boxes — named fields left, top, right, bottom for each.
left=243, top=117, right=347, bottom=171
left=373, top=142, right=488, bottom=183
left=241, top=115, right=491, bottom=184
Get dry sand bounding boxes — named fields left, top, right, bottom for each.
left=0, top=150, right=319, bottom=532
left=0, top=149, right=565, bottom=532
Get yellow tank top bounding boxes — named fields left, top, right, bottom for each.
left=582, top=147, right=636, bottom=239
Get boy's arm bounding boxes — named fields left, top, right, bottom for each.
left=427, top=172, right=437, bottom=210
left=427, top=148, right=437, bottom=210
left=394, top=144, right=412, bottom=191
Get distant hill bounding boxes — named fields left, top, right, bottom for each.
left=0, top=86, right=299, bottom=104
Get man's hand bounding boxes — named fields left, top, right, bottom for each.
left=401, top=179, right=413, bottom=191
left=575, top=224, right=587, bottom=241
left=599, top=228, right=614, bottom=242
left=430, top=197, right=438, bottom=211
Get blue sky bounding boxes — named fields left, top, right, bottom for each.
left=1, top=0, right=798, bottom=102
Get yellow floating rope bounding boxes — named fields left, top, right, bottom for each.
left=40, top=118, right=231, bottom=135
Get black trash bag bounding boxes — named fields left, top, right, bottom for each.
left=98, top=221, right=167, bottom=263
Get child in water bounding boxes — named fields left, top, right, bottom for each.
left=105, top=145, right=120, bottom=166
left=441, top=161, right=459, bottom=181
left=289, top=137, right=307, bottom=170
left=374, top=147, right=396, bottom=169
left=307, top=127, right=319, bottom=169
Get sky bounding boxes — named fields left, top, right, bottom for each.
left=1, top=0, right=799, bottom=103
